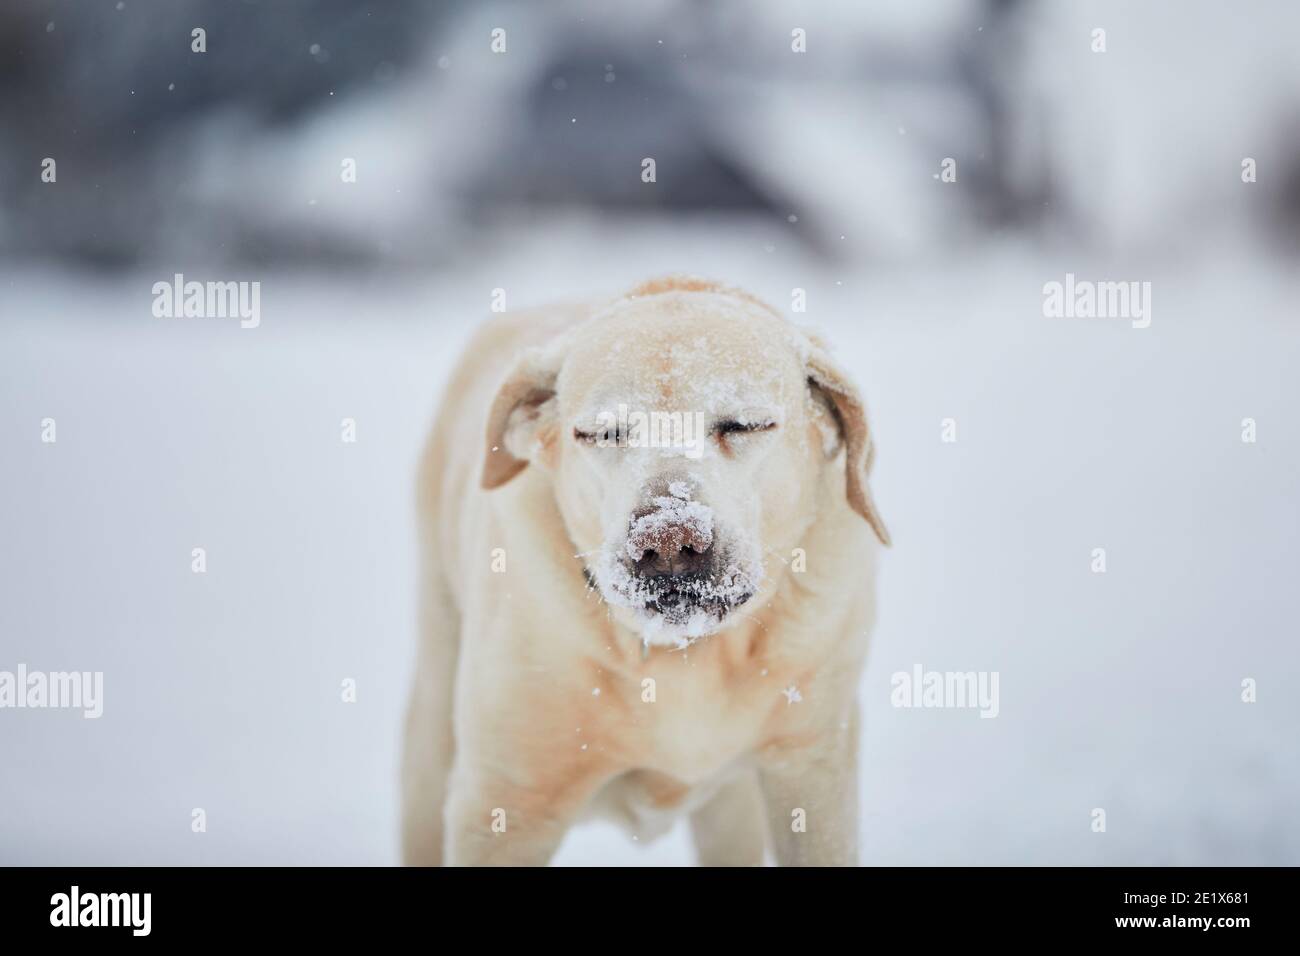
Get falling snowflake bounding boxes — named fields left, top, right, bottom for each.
left=782, top=685, right=802, bottom=705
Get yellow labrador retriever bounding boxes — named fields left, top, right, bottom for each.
left=402, top=276, right=889, bottom=866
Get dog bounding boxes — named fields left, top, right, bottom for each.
left=401, top=276, right=889, bottom=866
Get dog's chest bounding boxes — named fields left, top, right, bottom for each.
left=588, top=658, right=765, bottom=839
left=608, top=645, right=776, bottom=780
left=576, top=635, right=791, bottom=837
left=588, top=763, right=742, bottom=841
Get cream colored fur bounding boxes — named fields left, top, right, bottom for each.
left=401, top=277, right=888, bottom=866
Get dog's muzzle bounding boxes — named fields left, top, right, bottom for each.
left=590, top=485, right=763, bottom=641
left=620, top=505, right=755, bottom=623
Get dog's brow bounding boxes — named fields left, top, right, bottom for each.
left=716, top=403, right=783, bottom=423
left=573, top=412, right=606, bottom=428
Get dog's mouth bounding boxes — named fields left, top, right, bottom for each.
left=639, top=572, right=753, bottom=619
left=585, top=551, right=763, bottom=646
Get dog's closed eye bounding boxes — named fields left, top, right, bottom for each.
left=574, top=425, right=631, bottom=446
left=714, top=419, right=777, bottom=453
left=714, top=419, right=777, bottom=437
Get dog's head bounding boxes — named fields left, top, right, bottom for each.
left=481, top=277, right=889, bottom=647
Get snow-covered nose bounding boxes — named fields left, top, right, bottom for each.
left=624, top=481, right=714, bottom=576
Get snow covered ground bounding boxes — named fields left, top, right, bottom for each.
left=1, top=218, right=1297, bottom=864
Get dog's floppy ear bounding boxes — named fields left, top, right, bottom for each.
left=805, top=344, right=891, bottom=546
left=481, top=346, right=562, bottom=489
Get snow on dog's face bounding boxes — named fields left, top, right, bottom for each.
left=481, top=277, right=890, bottom=647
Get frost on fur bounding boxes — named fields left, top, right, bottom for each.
left=592, top=485, right=764, bottom=648
left=623, top=492, right=714, bottom=562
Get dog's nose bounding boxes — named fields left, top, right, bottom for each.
left=625, top=505, right=713, bottom=576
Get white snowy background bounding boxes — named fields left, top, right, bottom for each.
left=1, top=0, right=1298, bottom=865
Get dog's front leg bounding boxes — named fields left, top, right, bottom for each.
left=758, top=711, right=860, bottom=866
left=442, top=758, right=609, bottom=867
